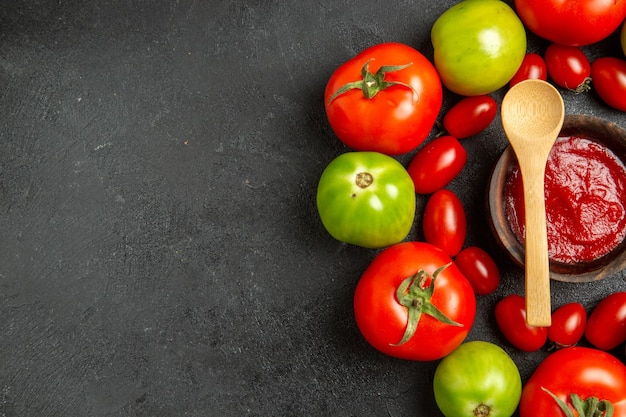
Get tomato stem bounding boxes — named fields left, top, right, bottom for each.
left=571, top=77, right=592, bottom=94
left=474, top=404, right=491, bottom=417
left=391, top=263, right=462, bottom=346
left=541, top=387, right=614, bottom=417
left=327, top=60, right=418, bottom=104
left=355, top=172, right=373, bottom=188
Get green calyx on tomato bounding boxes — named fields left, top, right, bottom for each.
left=541, top=388, right=614, bottom=417
left=393, top=263, right=461, bottom=346
left=327, top=60, right=417, bottom=103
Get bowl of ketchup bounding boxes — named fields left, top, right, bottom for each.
left=488, top=114, right=626, bottom=282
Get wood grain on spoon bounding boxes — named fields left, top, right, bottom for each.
left=501, top=79, right=564, bottom=327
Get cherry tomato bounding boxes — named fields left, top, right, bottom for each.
left=495, top=294, right=548, bottom=352
left=514, top=0, right=626, bottom=46
left=544, top=44, right=591, bottom=92
left=585, top=291, right=626, bottom=351
left=547, top=302, right=586, bottom=349
left=353, top=242, right=476, bottom=361
left=442, top=95, right=497, bottom=139
left=591, top=57, right=626, bottom=112
left=325, top=42, right=442, bottom=155
left=520, top=347, right=626, bottom=417
left=407, top=135, right=467, bottom=195
left=509, top=53, right=547, bottom=87
left=423, top=189, right=466, bottom=257
left=454, top=246, right=500, bottom=295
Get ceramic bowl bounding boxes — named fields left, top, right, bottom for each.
left=487, top=114, right=626, bottom=283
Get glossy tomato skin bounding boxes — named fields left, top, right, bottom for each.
left=454, top=246, right=500, bottom=295
left=432, top=0, right=526, bottom=96
left=544, top=44, right=591, bottom=91
left=423, top=189, right=466, bottom=257
left=495, top=294, right=548, bottom=352
left=519, top=347, right=626, bottom=417
left=585, top=291, right=626, bottom=351
left=407, top=135, right=466, bottom=194
left=591, top=57, right=626, bottom=112
left=434, top=341, right=522, bottom=417
left=324, top=42, right=442, bottom=155
left=353, top=242, right=476, bottom=361
left=548, top=302, right=587, bottom=349
left=443, top=95, right=497, bottom=139
left=514, top=0, right=626, bottom=46
left=510, top=53, right=547, bottom=87
left=316, top=152, right=416, bottom=249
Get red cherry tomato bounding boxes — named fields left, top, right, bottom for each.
left=495, top=294, right=548, bottom=352
left=407, top=135, right=467, bottom=195
left=353, top=242, right=476, bottom=361
left=547, top=302, right=587, bottom=349
left=509, top=53, right=547, bottom=87
left=423, top=189, right=466, bottom=257
left=585, top=291, right=626, bottom=351
left=324, top=42, right=443, bottom=155
left=454, top=246, right=500, bottom=295
left=544, top=43, right=591, bottom=92
left=591, top=57, right=626, bottom=112
left=514, top=0, right=626, bottom=46
left=442, top=95, right=497, bottom=139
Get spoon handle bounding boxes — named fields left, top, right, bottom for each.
left=521, top=160, right=552, bottom=327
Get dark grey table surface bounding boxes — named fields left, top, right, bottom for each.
left=1, top=1, right=625, bottom=416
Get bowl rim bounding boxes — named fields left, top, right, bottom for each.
left=487, top=114, right=626, bottom=283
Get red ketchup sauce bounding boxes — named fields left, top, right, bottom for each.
left=504, top=135, right=626, bottom=264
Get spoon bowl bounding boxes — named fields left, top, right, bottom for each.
left=501, top=79, right=565, bottom=327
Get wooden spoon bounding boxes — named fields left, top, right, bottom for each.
left=501, top=79, right=564, bottom=327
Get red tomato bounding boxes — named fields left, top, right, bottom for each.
left=442, top=95, right=497, bottom=139
left=591, top=57, right=626, bottom=112
left=454, top=246, right=500, bottom=295
left=353, top=241, right=476, bottom=361
left=509, top=53, right=547, bottom=87
left=585, top=291, right=626, bottom=351
left=495, top=294, right=548, bottom=352
left=407, top=135, right=467, bottom=194
left=544, top=44, right=591, bottom=92
left=547, top=302, right=586, bottom=349
left=324, top=42, right=443, bottom=155
left=519, top=347, right=626, bottom=417
left=423, top=190, right=466, bottom=257
left=514, top=0, right=626, bottom=46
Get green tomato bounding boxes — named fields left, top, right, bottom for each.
left=433, top=341, right=522, bottom=417
left=431, top=0, right=527, bottom=96
left=316, top=152, right=415, bottom=248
